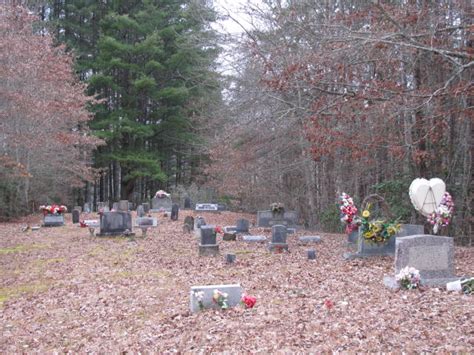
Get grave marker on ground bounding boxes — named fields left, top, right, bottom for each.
left=118, top=200, right=129, bottom=212
left=269, top=225, right=288, bottom=252
left=98, top=211, right=133, bottom=236
left=43, top=214, right=65, bottom=227
left=195, top=203, right=219, bottom=212
left=184, top=197, right=192, bottom=209
left=189, top=284, right=242, bottom=313
left=151, top=196, right=172, bottom=212
left=198, top=225, right=219, bottom=256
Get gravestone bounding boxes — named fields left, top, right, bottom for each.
left=223, top=232, right=237, bottom=241
left=97, top=202, right=109, bottom=213
left=73, top=206, right=82, bottom=212
left=307, top=249, right=316, bottom=260
left=184, top=197, right=191, bottom=209
left=128, top=202, right=134, bottom=211
left=268, top=225, right=288, bottom=252
left=72, top=209, right=80, bottom=224
left=142, top=202, right=150, bottom=213
left=112, top=202, right=119, bottom=211
left=384, top=235, right=457, bottom=288
left=195, top=203, right=219, bottom=212
left=299, top=236, right=322, bottom=244
left=344, top=224, right=424, bottom=260
left=347, top=229, right=359, bottom=244
left=287, top=228, right=296, bottom=235
left=223, top=226, right=237, bottom=233
left=98, top=211, right=133, bottom=236
left=199, top=225, right=219, bottom=256
left=235, top=219, right=250, bottom=233
left=171, top=204, right=179, bottom=221
left=217, top=204, right=227, bottom=211
left=257, top=210, right=298, bottom=227
left=243, top=235, right=266, bottom=243
left=118, top=200, right=129, bottom=212
left=225, top=253, right=236, bottom=264
left=135, top=217, right=158, bottom=237
left=137, top=205, right=145, bottom=217
left=189, top=284, right=242, bottom=313
left=183, top=216, right=194, bottom=233
left=83, top=203, right=91, bottom=213
left=194, top=216, right=206, bottom=230
left=43, top=214, right=65, bottom=227
left=151, top=196, right=172, bottom=212
left=83, top=219, right=100, bottom=236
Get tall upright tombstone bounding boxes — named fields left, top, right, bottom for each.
left=142, top=202, right=150, bottom=213
left=98, top=211, right=133, bottom=236
left=384, top=235, right=457, bottom=288
left=171, top=204, right=179, bottom=221
left=199, top=225, right=219, bottom=256
left=184, top=197, right=191, bottom=209
left=269, top=225, right=288, bottom=252
left=72, top=209, right=80, bottom=224
left=137, top=205, right=145, bottom=217
left=83, top=203, right=91, bottom=213
left=118, top=200, right=129, bottom=212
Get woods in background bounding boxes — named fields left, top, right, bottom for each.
left=209, top=0, right=472, bottom=242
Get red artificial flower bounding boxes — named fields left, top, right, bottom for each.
left=214, top=226, right=224, bottom=234
left=241, top=295, right=257, bottom=309
left=324, top=299, right=334, bottom=310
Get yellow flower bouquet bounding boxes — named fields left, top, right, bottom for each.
left=360, top=208, right=401, bottom=245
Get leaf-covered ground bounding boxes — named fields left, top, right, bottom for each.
left=1, top=211, right=473, bottom=353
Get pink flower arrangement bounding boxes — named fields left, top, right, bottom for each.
left=427, top=192, right=454, bottom=234
left=339, top=192, right=359, bottom=233
left=39, top=204, right=67, bottom=215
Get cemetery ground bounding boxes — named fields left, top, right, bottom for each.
left=1, top=211, right=473, bottom=353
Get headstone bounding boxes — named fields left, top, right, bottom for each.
left=118, top=200, right=129, bottom=212
left=235, top=219, right=250, bottom=233
left=184, top=197, right=191, bottom=209
left=183, top=216, right=194, bottom=233
left=83, top=219, right=99, bottom=236
left=194, top=216, right=206, bottom=230
left=43, top=214, right=65, bottom=227
left=83, top=203, right=91, bottom=213
left=195, top=203, right=219, bottom=212
left=269, top=225, right=288, bottom=252
left=73, top=206, right=82, bottom=212
left=171, top=204, right=179, bottom=221
left=299, top=236, right=322, bottom=244
left=223, top=226, right=237, bottom=233
left=97, top=202, right=110, bottom=213
left=347, top=229, right=359, bottom=244
left=307, top=249, right=316, bottom=260
left=128, top=202, right=133, bottom=211
left=112, top=202, right=119, bottom=211
left=217, top=204, right=227, bottom=211
left=384, top=235, right=457, bottom=288
left=98, top=211, right=133, bottom=236
left=137, top=205, right=145, bottom=217
left=287, top=228, right=296, bottom=235
left=135, top=217, right=158, bottom=236
left=142, top=202, right=150, bottom=213
left=151, top=196, right=172, bottom=212
left=225, top=253, right=236, bottom=264
left=242, top=235, right=266, bottom=242
left=257, top=210, right=298, bottom=227
left=344, top=224, right=424, bottom=260
left=199, top=225, right=219, bottom=256
left=72, top=209, right=80, bottom=224
left=190, top=284, right=242, bottom=313
left=223, top=232, right=237, bottom=241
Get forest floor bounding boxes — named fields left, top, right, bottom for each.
left=0, top=210, right=473, bottom=353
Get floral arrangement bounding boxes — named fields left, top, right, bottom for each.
left=39, top=204, right=67, bottom=215
left=214, top=226, right=224, bottom=235
left=193, top=291, right=205, bottom=311
left=213, top=289, right=229, bottom=309
left=270, top=202, right=284, bottom=214
left=427, top=192, right=454, bottom=234
left=155, top=190, right=170, bottom=198
left=360, top=208, right=401, bottom=244
left=396, top=266, right=421, bottom=290
left=241, top=294, right=257, bottom=309
left=338, top=192, right=359, bottom=233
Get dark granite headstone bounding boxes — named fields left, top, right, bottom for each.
left=307, top=249, right=316, bottom=260
left=142, top=202, right=150, bottom=213
left=137, top=205, right=145, bottom=217
left=200, top=225, right=217, bottom=245
left=171, top=204, right=179, bottom=221
left=99, top=211, right=132, bottom=236
left=269, top=224, right=288, bottom=252
left=225, top=253, right=236, bottom=264
left=184, top=197, right=191, bottom=209
left=235, top=219, right=250, bottom=233
left=72, top=209, right=80, bottom=224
